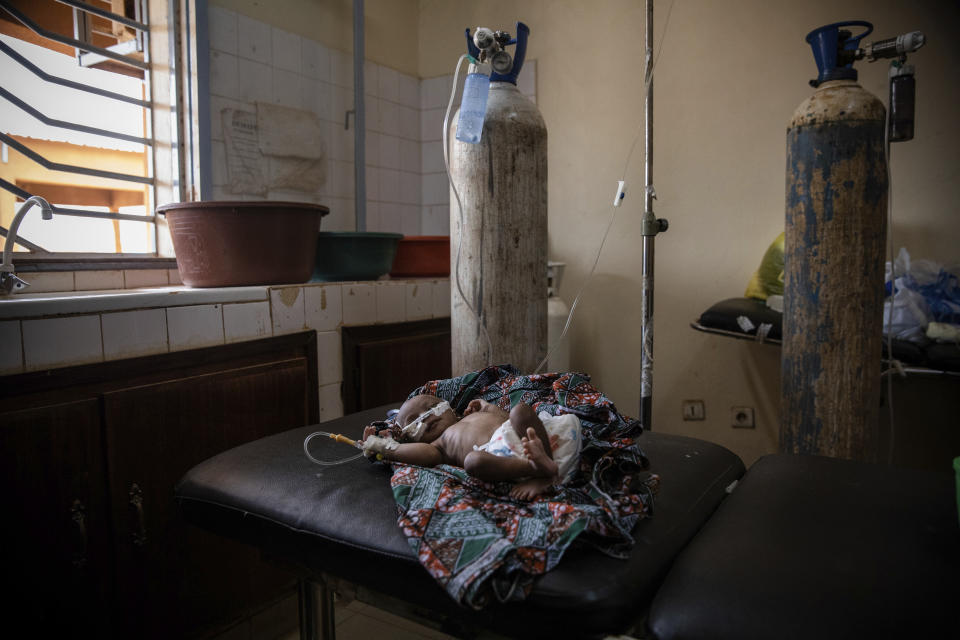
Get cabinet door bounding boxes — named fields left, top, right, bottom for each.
left=103, top=358, right=310, bottom=638
left=1, top=399, right=113, bottom=636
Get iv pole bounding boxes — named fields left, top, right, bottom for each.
left=639, top=0, right=668, bottom=429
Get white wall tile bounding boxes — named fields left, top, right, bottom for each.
left=168, top=269, right=182, bottom=285
left=16, top=271, right=73, bottom=293
left=422, top=205, right=450, bottom=235
left=210, top=139, right=229, bottom=186
left=399, top=171, right=420, bottom=205
left=304, top=284, right=342, bottom=331
left=238, top=14, right=271, bottom=64
left=400, top=205, right=420, bottom=235
left=318, top=382, right=343, bottom=422
left=399, top=73, right=419, bottom=109
left=330, top=49, right=353, bottom=88
left=272, top=27, right=301, bottom=73
left=379, top=136, right=400, bottom=171
left=433, top=280, right=451, bottom=317
left=316, top=330, right=342, bottom=385
left=364, top=201, right=381, bottom=232
left=379, top=202, right=403, bottom=234
left=342, top=283, right=375, bottom=325
left=331, top=85, right=352, bottom=127
left=75, top=270, right=123, bottom=291
left=365, top=131, right=381, bottom=168
left=378, top=66, right=399, bottom=103
left=23, top=315, right=102, bottom=371
left=421, top=140, right=443, bottom=173
left=421, top=75, right=452, bottom=110
left=300, top=78, right=332, bottom=121
left=379, top=101, right=400, bottom=137
left=375, top=281, right=406, bottom=324
left=405, top=282, right=432, bottom=321
left=272, top=69, right=301, bottom=108
left=399, top=106, right=419, bottom=141
left=239, top=59, right=273, bottom=103
left=328, top=119, right=354, bottom=162
left=0, top=320, right=23, bottom=375
left=400, top=139, right=420, bottom=173
left=420, top=107, right=445, bottom=142
left=167, top=304, right=224, bottom=351
left=422, top=172, right=449, bottom=205
left=271, top=287, right=305, bottom=334
left=329, top=160, right=354, bottom=199
left=379, top=169, right=400, bottom=202
left=223, top=301, right=271, bottom=343
left=301, top=38, right=330, bottom=81
left=363, top=61, right=378, bottom=96
left=102, top=309, right=168, bottom=360
left=366, top=166, right=380, bottom=201
left=124, top=269, right=169, bottom=288
left=210, top=50, right=240, bottom=99
left=208, top=6, right=238, bottom=55
left=364, top=97, right=379, bottom=133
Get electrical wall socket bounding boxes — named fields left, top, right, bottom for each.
left=682, top=400, right=705, bottom=421
left=731, top=406, right=755, bottom=428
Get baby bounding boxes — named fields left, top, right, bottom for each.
left=362, top=395, right=581, bottom=500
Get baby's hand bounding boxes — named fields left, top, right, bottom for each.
left=465, top=399, right=491, bottom=415
left=363, top=424, right=388, bottom=441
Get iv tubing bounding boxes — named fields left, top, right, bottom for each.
left=444, top=53, right=495, bottom=365
left=303, top=430, right=364, bottom=466
left=534, top=0, right=677, bottom=374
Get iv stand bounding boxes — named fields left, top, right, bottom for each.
left=639, top=0, right=669, bottom=429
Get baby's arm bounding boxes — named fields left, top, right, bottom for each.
left=464, top=398, right=509, bottom=419
left=362, top=428, right=444, bottom=467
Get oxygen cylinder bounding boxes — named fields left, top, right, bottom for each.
left=450, top=23, right=547, bottom=374
left=781, top=22, right=888, bottom=462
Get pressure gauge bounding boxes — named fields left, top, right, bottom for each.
left=491, top=49, right=513, bottom=75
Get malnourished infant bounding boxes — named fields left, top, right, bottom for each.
left=362, top=394, right=581, bottom=500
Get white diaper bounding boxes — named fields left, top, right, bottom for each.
left=475, top=411, right=582, bottom=484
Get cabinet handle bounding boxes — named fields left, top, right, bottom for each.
left=70, top=499, right=88, bottom=569
left=129, top=483, right=147, bottom=547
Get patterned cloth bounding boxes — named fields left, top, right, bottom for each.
left=388, top=365, right=660, bottom=608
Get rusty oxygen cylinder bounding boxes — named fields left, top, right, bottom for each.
left=781, top=21, right=888, bottom=462
left=449, top=22, right=547, bottom=374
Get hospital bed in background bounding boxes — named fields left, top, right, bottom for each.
left=175, top=403, right=959, bottom=639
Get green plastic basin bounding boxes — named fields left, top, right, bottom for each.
left=311, top=232, right=403, bottom=282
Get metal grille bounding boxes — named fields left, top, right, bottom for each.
left=0, top=0, right=176, bottom=256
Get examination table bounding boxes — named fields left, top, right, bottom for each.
left=175, top=405, right=960, bottom=639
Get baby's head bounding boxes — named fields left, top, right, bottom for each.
left=395, top=394, right=458, bottom=442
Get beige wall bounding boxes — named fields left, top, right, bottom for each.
left=418, top=0, right=959, bottom=466
left=209, top=0, right=420, bottom=75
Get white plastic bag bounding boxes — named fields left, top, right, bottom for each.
left=884, top=248, right=931, bottom=343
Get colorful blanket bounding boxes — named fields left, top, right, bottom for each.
left=388, top=365, right=660, bottom=608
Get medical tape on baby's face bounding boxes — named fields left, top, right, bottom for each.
left=402, top=400, right=450, bottom=439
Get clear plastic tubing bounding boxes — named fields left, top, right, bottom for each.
left=456, top=63, right=491, bottom=144
left=303, top=430, right=364, bottom=466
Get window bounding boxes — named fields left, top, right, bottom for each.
left=0, top=0, right=200, bottom=260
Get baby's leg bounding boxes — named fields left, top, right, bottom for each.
left=520, top=427, right=558, bottom=479
left=464, top=450, right=536, bottom=481
left=509, top=404, right=552, bottom=460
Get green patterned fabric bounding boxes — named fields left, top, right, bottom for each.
left=389, top=365, right=660, bottom=608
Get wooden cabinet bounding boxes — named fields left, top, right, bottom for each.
left=1, top=332, right=318, bottom=638
left=341, top=318, right=451, bottom=413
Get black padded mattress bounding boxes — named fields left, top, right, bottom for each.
left=176, top=405, right=745, bottom=639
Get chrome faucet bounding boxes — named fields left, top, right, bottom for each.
left=1, top=196, right=53, bottom=295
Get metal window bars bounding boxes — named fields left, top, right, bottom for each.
left=0, top=0, right=161, bottom=254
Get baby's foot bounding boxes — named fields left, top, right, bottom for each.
left=522, top=427, right=558, bottom=479
left=510, top=476, right=555, bottom=501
